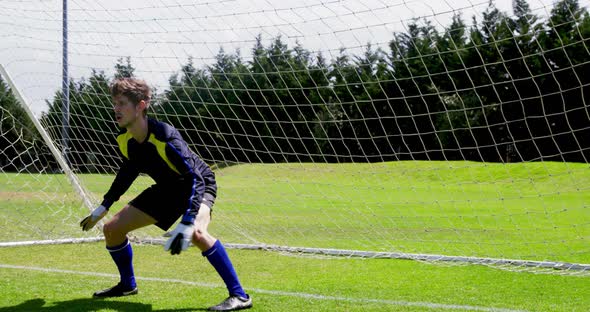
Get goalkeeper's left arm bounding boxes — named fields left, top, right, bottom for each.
left=164, top=198, right=215, bottom=255
left=163, top=190, right=202, bottom=255
left=162, top=135, right=217, bottom=255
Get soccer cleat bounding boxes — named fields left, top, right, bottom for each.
left=208, top=295, right=252, bottom=311
left=93, top=283, right=138, bottom=298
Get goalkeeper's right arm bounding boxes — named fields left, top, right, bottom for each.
left=101, top=160, right=139, bottom=208
left=80, top=205, right=108, bottom=231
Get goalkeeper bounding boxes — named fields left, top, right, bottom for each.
left=80, top=77, right=252, bottom=311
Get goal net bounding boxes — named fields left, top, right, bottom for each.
left=1, top=0, right=589, bottom=272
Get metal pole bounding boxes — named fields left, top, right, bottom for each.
left=62, top=0, right=69, bottom=166
left=0, top=64, right=94, bottom=211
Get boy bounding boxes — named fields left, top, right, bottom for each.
left=80, top=77, right=252, bottom=311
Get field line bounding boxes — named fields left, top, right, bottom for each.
left=0, top=263, right=527, bottom=312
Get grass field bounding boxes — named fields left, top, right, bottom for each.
left=0, top=243, right=589, bottom=311
left=1, top=161, right=589, bottom=311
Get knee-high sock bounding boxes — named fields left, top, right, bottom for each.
left=107, top=239, right=136, bottom=289
left=203, top=240, right=247, bottom=298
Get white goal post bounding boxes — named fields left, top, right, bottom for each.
left=1, top=0, right=589, bottom=273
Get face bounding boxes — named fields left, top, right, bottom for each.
left=113, top=95, right=145, bottom=128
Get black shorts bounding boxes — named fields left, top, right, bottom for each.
left=129, top=182, right=215, bottom=231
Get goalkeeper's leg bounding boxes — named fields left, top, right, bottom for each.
left=94, top=205, right=156, bottom=298
left=192, top=204, right=251, bottom=310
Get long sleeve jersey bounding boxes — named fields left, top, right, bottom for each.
left=101, top=118, right=217, bottom=224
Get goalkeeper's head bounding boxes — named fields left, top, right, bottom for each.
left=110, top=78, right=151, bottom=116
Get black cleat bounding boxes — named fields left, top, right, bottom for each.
left=93, top=283, right=138, bottom=298
left=208, top=295, right=252, bottom=311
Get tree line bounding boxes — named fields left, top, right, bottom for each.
left=2, top=0, right=589, bottom=173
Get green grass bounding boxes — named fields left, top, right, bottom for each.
left=211, top=161, right=590, bottom=262
left=1, top=161, right=589, bottom=261
left=1, top=161, right=589, bottom=311
left=0, top=243, right=589, bottom=311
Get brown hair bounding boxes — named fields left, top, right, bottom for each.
left=110, top=78, right=151, bottom=113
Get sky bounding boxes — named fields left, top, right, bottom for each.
left=0, top=0, right=584, bottom=115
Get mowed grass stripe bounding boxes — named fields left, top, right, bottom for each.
left=0, top=243, right=588, bottom=311
left=1, top=161, right=589, bottom=262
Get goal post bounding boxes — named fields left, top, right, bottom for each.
left=0, top=64, right=94, bottom=211
left=1, top=0, right=589, bottom=273
left=0, top=64, right=101, bottom=245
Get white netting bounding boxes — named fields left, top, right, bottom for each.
left=0, top=0, right=589, bottom=272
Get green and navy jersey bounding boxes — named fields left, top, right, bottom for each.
left=101, top=118, right=216, bottom=223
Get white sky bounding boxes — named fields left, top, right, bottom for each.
left=0, top=0, right=582, bottom=115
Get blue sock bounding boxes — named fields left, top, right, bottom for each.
left=107, top=239, right=136, bottom=289
left=203, top=240, right=247, bottom=298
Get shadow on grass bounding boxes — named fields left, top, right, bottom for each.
left=0, top=298, right=210, bottom=311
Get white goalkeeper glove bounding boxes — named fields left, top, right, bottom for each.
left=79, top=205, right=108, bottom=231
left=164, top=222, right=194, bottom=255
